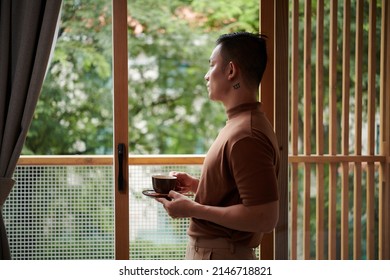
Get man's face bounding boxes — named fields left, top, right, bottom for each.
left=204, top=44, right=230, bottom=102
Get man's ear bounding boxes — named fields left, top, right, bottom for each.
left=227, top=61, right=238, bottom=80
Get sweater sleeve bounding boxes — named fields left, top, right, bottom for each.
left=230, top=135, right=279, bottom=206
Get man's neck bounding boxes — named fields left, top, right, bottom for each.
left=222, top=88, right=258, bottom=111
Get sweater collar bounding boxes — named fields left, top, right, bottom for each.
left=226, top=102, right=261, bottom=120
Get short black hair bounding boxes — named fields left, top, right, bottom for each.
left=216, top=32, right=268, bottom=88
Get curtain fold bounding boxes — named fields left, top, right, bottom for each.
left=0, top=178, right=14, bottom=259
left=0, top=0, right=62, bottom=259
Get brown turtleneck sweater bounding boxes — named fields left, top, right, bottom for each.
left=188, top=102, right=279, bottom=248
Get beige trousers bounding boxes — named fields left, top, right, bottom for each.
left=185, top=237, right=256, bottom=260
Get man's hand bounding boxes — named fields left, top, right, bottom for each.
left=169, top=171, right=199, bottom=194
left=155, top=191, right=196, bottom=218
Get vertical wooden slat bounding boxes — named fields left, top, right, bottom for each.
left=113, top=0, right=129, bottom=260
left=315, top=0, right=325, bottom=260
left=379, top=0, right=390, bottom=260
left=260, top=0, right=275, bottom=126
left=328, top=0, right=338, bottom=260
left=259, top=0, right=275, bottom=260
left=341, top=0, right=351, bottom=260
left=385, top=0, right=390, bottom=259
left=290, top=0, right=299, bottom=260
left=366, top=0, right=376, bottom=260
left=379, top=0, right=386, bottom=260
left=353, top=0, right=363, bottom=260
left=274, top=0, right=289, bottom=260
left=303, top=0, right=312, bottom=260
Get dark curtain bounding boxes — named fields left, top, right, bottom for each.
left=0, top=0, right=62, bottom=259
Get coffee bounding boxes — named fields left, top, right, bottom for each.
left=152, top=175, right=177, bottom=194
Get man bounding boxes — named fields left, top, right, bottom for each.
left=156, top=32, right=279, bottom=260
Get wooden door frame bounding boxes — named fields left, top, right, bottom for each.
left=111, top=0, right=290, bottom=260
left=259, top=0, right=289, bottom=260
left=113, top=0, right=129, bottom=260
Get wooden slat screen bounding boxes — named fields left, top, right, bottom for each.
left=288, top=0, right=389, bottom=260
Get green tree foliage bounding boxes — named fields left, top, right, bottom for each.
left=23, top=0, right=259, bottom=155
left=25, top=1, right=113, bottom=155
